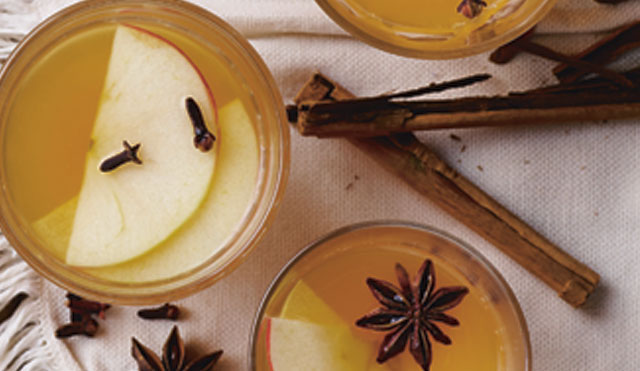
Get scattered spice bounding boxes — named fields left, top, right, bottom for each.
left=56, top=316, right=99, bottom=338
left=524, top=159, right=530, bottom=165
left=137, top=303, right=180, bottom=321
left=356, top=259, right=468, bottom=370
left=460, top=145, right=467, bottom=153
left=286, top=104, right=299, bottom=123
left=186, top=97, right=216, bottom=152
left=67, top=293, right=84, bottom=322
left=449, top=134, right=461, bottom=142
left=346, top=174, right=360, bottom=190
left=99, top=140, right=142, bottom=173
left=456, top=0, right=487, bottom=18
left=0, top=292, right=28, bottom=326
left=132, top=325, right=223, bottom=371
left=477, top=165, right=484, bottom=172
left=56, top=293, right=110, bottom=339
left=67, top=293, right=111, bottom=320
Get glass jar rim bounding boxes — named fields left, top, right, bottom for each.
left=0, top=0, right=289, bottom=305
left=248, top=220, right=531, bottom=370
left=315, top=0, right=558, bottom=59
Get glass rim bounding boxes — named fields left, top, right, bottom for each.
left=315, top=0, right=558, bottom=59
left=0, top=0, right=290, bottom=305
left=248, top=220, right=531, bottom=370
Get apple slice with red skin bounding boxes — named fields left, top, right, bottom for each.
left=66, top=24, right=219, bottom=267
left=124, top=23, right=218, bottom=124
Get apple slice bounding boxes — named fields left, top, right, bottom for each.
left=66, top=25, right=218, bottom=267
left=266, top=317, right=380, bottom=371
left=32, top=196, right=78, bottom=261
left=274, top=282, right=392, bottom=370
left=280, top=280, right=345, bottom=326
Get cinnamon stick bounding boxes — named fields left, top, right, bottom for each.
left=294, top=73, right=600, bottom=307
left=292, top=73, right=640, bottom=137
left=528, top=65, right=640, bottom=95
left=553, top=21, right=640, bottom=84
left=490, top=28, right=634, bottom=87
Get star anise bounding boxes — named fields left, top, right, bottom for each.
left=132, top=325, right=223, bottom=371
left=355, top=259, right=468, bottom=371
left=456, top=0, right=487, bottom=19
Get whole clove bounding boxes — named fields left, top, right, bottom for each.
left=55, top=316, right=99, bottom=338
left=99, top=140, right=142, bottom=173
left=186, top=97, right=216, bottom=152
left=66, top=293, right=111, bottom=320
left=56, top=293, right=110, bottom=339
left=137, top=303, right=180, bottom=320
left=0, top=292, right=28, bottom=326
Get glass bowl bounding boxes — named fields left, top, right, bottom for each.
left=0, top=0, right=289, bottom=305
left=250, top=221, right=530, bottom=370
left=316, top=0, right=558, bottom=59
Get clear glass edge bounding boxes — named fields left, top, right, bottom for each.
left=248, top=220, right=531, bottom=370
left=315, top=0, right=559, bottom=59
left=0, top=0, right=290, bottom=305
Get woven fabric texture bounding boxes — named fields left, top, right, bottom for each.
left=0, top=0, right=639, bottom=370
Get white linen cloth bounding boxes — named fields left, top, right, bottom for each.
left=1, top=0, right=639, bottom=370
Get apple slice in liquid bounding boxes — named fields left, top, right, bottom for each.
left=266, top=317, right=377, bottom=371
left=66, top=24, right=218, bottom=267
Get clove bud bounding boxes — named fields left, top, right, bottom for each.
left=137, top=303, right=180, bottom=320
left=99, top=140, right=142, bottom=172
left=186, top=97, right=216, bottom=152
left=66, top=293, right=111, bottom=320
left=55, top=316, right=98, bottom=338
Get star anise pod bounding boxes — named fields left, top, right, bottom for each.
left=355, top=259, right=468, bottom=371
left=456, top=0, right=487, bottom=18
left=132, top=326, right=223, bottom=371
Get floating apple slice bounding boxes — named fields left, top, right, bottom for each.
left=32, top=196, right=78, bottom=260
left=268, top=282, right=391, bottom=370
left=66, top=24, right=218, bottom=267
left=266, top=317, right=380, bottom=371
left=280, top=280, right=345, bottom=326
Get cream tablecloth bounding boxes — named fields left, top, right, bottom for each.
left=1, top=0, right=639, bottom=370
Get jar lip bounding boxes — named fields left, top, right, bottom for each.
left=314, top=0, right=558, bottom=59
left=248, top=220, right=531, bottom=370
left=0, top=0, right=289, bottom=305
